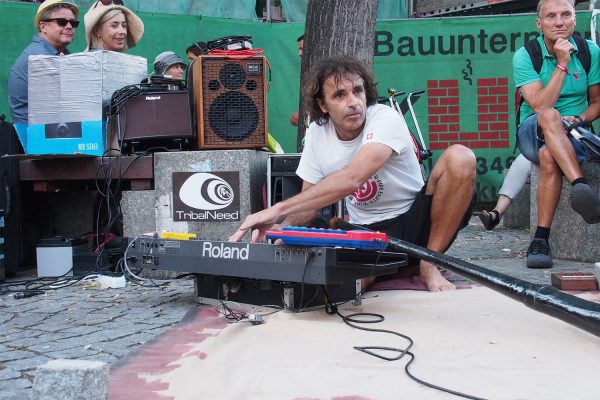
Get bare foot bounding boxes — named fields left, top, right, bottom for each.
left=419, top=261, right=456, bottom=292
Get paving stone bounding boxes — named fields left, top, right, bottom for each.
left=7, top=336, right=58, bottom=350
left=56, top=326, right=102, bottom=336
left=0, top=312, right=15, bottom=325
left=85, top=292, right=126, bottom=301
left=74, top=318, right=118, bottom=327
left=95, top=345, right=132, bottom=359
left=24, top=302, right=77, bottom=315
left=113, top=331, right=158, bottom=347
left=0, top=377, right=33, bottom=390
left=141, top=323, right=182, bottom=335
left=76, top=353, right=119, bottom=363
left=27, top=340, right=94, bottom=355
left=44, top=346, right=102, bottom=360
left=62, top=301, right=107, bottom=311
left=0, top=349, right=39, bottom=362
left=96, top=319, right=147, bottom=339
left=29, top=328, right=87, bottom=341
left=0, top=366, right=21, bottom=380
left=32, top=321, right=74, bottom=334
left=36, top=334, right=115, bottom=353
left=0, top=330, right=34, bottom=344
left=3, top=356, right=53, bottom=373
left=7, top=314, right=53, bottom=330
left=27, top=342, right=63, bottom=354
left=0, top=302, right=41, bottom=314
left=0, top=389, right=32, bottom=400
left=0, top=344, right=13, bottom=354
left=32, top=359, right=109, bottom=400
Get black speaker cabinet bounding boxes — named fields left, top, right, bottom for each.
left=193, top=55, right=268, bottom=149
left=267, top=154, right=341, bottom=224
left=117, top=90, right=193, bottom=154
left=0, top=120, right=24, bottom=279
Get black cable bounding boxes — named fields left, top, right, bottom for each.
left=323, top=288, right=487, bottom=400
left=280, top=249, right=328, bottom=312
left=118, top=257, right=161, bottom=288
left=13, top=290, right=45, bottom=299
left=92, top=150, right=157, bottom=273
left=297, top=250, right=315, bottom=310
left=216, top=301, right=249, bottom=323
left=119, top=238, right=160, bottom=288
left=0, top=270, right=103, bottom=297
left=107, top=82, right=186, bottom=119
left=93, top=152, right=121, bottom=272
left=282, top=245, right=387, bottom=313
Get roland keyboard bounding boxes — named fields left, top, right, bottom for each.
left=126, top=237, right=407, bottom=285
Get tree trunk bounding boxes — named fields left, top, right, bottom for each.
left=296, top=0, right=378, bottom=151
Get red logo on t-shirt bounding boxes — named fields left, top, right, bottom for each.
left=351, top=178, right=378, bottom=202
left=366, top=133, right=373, bottom=140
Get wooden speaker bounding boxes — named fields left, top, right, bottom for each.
left=193, top=55, right=268, bottom=149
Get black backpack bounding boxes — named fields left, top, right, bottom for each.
left=515, top=34, right=591, bottom=129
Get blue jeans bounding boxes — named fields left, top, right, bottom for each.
left=517, top=113, right=586, bottom=165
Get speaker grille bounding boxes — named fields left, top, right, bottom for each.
left=209, top=91, right=259, bottom=141
left=195, top=55, right=268, bottom=149
left=118, top=91, right=193, bottom=141
left=219, top=63, right=245, bottom=89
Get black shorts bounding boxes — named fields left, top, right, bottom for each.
left=363, top=185, right=474, bottom=266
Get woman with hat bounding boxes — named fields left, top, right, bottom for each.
left=84, top=0, right=143, bottom=52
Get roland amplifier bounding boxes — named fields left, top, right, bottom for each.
left=193, top=55, right=268, bottom=149
left=117, top=90, right=194, bottom=154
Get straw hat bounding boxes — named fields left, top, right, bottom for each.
left=153, top=51, right=187, bottom=75
left=34, top=0, right=80, bottom=28
left=84, top=1, right=144, bottom=50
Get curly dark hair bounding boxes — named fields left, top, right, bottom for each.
left=304, top=56, right=378, bottom=126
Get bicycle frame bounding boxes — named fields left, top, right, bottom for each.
left=378, top=88, right=432, bottom=163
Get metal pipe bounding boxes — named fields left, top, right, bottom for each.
left=330, top=217, right=600, bottom=337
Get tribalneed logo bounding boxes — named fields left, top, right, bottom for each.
left=172, top=172, right=240, bottom=221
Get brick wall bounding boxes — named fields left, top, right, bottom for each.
left=427, top=78, right=509, bottom=150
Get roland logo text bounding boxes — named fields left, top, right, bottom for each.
left=202, top=242, right=249, bottom=260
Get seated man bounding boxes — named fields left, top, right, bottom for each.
left=230, top=56, right=476, bottom=292
left=8, top=0, right=80, bottom=124
left=153, top=51, right=187, bottom=80
left=514, top=0, right=600, bottom=268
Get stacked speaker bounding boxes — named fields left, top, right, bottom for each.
left=117, top=89, right=194, bottom=154
left=193, top=55, right=268, bottom=149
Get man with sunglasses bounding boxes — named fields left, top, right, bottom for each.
left=8, top=0, right=80, bottom=124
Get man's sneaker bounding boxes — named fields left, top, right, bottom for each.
left=570, top=183, right=600, bottom=224
left=526, top=238, right=553, bottom=269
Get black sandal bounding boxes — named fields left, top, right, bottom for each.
left=479, top=209, right=501, bottom=230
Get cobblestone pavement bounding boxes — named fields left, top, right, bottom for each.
left=0, top=278, right=197, bottom=400
left=0, top=217, right=597, bottom=399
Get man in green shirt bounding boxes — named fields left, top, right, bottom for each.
left=514, top=0, right=600, bottom=268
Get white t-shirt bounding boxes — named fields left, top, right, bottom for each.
left=296, top=104, right=424, bottom=225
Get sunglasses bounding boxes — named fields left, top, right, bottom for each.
left=92, top=0, right=123, bottom=9
left=42, top=18, right=80, bottom=28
